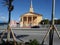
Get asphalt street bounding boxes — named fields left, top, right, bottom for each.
left=0, top=28, right=60, bottom=45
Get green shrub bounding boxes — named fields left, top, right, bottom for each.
left=29, top=39, right=40, bottom=45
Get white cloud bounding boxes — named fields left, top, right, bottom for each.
left=54, top=18, right=58, bottom=20
left=43, top=18, right=48, bottom=20
left=0, top=16, right=6, bottom=22
left=0, top=16, right=5, bottom=19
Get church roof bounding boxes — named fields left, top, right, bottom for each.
left=29, top=12, right=42, bottom=16
left=20, top=0, right=42, bottom=17
left=20, top=12, right=42, bottom=17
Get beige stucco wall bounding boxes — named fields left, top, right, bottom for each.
left=32, top=15, right=42, bottom=26
left=37, top=16, right=42, bottom=25
left=19, top=13, right=42, bottom=27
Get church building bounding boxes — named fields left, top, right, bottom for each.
left=20, top=0, right=43, bottom=27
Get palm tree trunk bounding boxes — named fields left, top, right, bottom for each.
left=8, top=10, right=11, bottom=24
left=7, top=10, right=11, bottom=42
left=7, top=1, right=11, bottom=41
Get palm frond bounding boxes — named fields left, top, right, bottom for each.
left=3, top=0, right=9, bottom=3
left=1, top=0, right=9, bottom=6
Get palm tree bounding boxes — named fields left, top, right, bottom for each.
left=3, top=0, right=14, bottom=24
left=2, top=0, right=17, bottom=45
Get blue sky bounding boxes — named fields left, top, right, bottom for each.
left=0, top=0, right=60, bottom=22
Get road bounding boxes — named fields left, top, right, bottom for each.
left=0, top=28, right=60, bottom=45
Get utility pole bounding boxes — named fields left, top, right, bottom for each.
left=49, top=0, right=55, bottom=45
left=41, top=0, right=60, bottom=45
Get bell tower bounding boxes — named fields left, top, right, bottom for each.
left=29, top=0, right=34, bottom=12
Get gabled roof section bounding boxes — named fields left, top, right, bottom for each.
left=20, top=12, right=42, bottom=17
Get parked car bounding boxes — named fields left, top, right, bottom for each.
left=31, top=25, right=40, bottom=28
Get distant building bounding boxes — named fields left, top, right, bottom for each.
left=10, top=20, right=17, bottom=27
left=20, top=0, right=42, bottom=27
